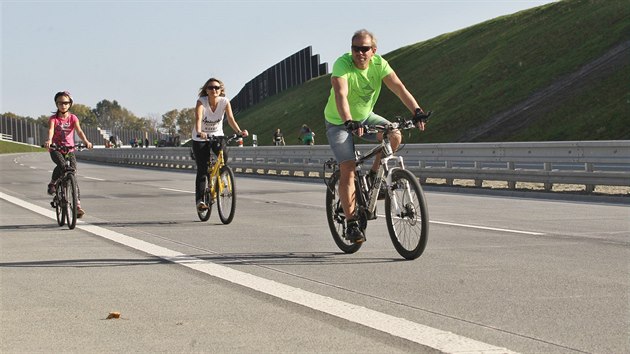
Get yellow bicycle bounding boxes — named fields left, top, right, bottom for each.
left=196, top=134, right=240, bottom=224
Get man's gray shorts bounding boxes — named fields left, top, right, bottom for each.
left=325, top=112, right=390, bottom=164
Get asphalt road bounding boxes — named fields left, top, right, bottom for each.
left=1, top=152, right=628, bottom=353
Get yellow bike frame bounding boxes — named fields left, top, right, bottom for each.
left=208, top=148, right=228, bottom=199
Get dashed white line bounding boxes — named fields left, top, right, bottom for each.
left=160, top=187, right=193, bottom=193
left=83, top=176, right=106, bottom=181
left=431, top=220, right=545, bottom=236
left=0, top=191, right=518, bottom=354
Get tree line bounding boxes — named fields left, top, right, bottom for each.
left=2, top=99, right=197, bottom=139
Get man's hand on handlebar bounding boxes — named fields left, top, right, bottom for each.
left=413, top=108, right=432, bottom=131
left=344, top=120, right=364, bottom=136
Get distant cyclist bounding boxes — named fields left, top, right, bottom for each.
left=192, top=77, right=248, bottom=211
left=324, top=29, right=428, bottom=244
left=44, top=91, right=93, bottom=218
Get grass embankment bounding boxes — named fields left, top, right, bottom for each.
left=233, top=0, right=630, bottom=145
left=0, top=140, right=46, bottom=154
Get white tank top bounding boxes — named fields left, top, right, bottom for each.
left=192, top=96, right=228, bottom=141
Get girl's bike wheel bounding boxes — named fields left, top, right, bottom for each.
left=65, top=175, right=78, bottom=230
left=216, top=166, right=236, bottom=224
left=384, top=169, right=429, bottom=260
left=54, top=186, right=65, bottom=227
left=325, top=171, right=361, bottom=254
left=197, top=174, right=212, bottom=222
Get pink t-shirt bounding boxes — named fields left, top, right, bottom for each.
left=49, top=114, right=78, bottom=151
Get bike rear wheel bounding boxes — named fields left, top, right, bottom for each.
left=197, top=174, right=212, bottom=221
left=216, top=166, right=236, bottom=224
left=325, top=171, right=361, bottom=254
left=384, top=169, right=428, bottom=260
left=65, top=175, right=78, bottom=230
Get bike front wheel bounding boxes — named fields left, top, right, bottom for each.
left=65, top=175, right=78, bottom=230
left=325, top=171, right=361, bottom=254
left=197, top=174, right=212, bottom=222
left=216, top=166, right=236, bottom=224
left=384, top=169, right=429, bottom=260
left=54, top=185, right=65, bottom=227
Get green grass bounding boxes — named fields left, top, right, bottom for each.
left=0, top=140, right=46, bottom=154
left=234, top=0, right=630, bottom=145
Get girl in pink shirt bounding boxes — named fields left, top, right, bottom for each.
left=44, top=91, right=93, bottom=217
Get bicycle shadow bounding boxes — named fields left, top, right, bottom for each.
left=187, top=252, right=406, bottom=265
left=0, top=224, right=68, bottom=230
left=0, top=257, right=168, bottom=268
left=0, top=251, right=404, bottom=269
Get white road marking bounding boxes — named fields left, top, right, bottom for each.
left=160, top=187, right=193, bottom=193
left=1, top=191, right=518, bottom=354
left=431, top=220, right=545, bottom=236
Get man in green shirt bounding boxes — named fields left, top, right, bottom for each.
left=324, top=29, right=428, bottom=244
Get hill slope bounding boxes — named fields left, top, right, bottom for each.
left=234, top=0, right=630, bottom=145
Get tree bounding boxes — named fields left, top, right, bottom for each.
left=177, top=108, right=195, bottom=139
left=161, top=109, right=179, bottom=137
left=70, top=104, right=97, bottom=126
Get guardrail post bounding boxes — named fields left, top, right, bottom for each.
left=544, top=162, right=552, bottom=191
left=585, top=163, right=594, bottom=193
left=474, top=161, right=483, bottom=187
left=507, top=162, right=516, bottom=189
left=419, top=160, right=427, bottom=183
left=445, top=161, right=453, bottom=186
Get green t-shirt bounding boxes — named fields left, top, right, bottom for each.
left=324, top=53, right=394, bottom=125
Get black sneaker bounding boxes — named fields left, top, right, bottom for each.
left=345, top=220, right=366, bottom=244
left=47, top=183, right=55, bottom=195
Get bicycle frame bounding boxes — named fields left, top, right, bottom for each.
left=207, top=148, right=228, bottom=198
left=353, top=127, right=408, bottom=220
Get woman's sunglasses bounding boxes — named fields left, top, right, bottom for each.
left=206, top=86, right=221, bottom=90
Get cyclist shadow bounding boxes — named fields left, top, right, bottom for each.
left=190, top=252, right=406, bottom=265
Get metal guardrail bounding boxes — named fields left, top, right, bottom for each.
left=76, top=141, right=630, bottom=193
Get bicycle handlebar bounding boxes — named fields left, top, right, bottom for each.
left=196, top=133, right=244, bottom=144
left=357, top=111, right=433, bottom=134
left=46, top=143, right=88, bottom=152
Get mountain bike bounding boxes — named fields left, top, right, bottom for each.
left=49, top=143, right=86, bottom=230
left=196, top=134, right=241, bottom=224
left=324, top=113, right=431, bottom=260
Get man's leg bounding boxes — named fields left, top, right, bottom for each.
left=371, top=129, right=402, bottom=172
left=339, top=160, right=356, bottom=221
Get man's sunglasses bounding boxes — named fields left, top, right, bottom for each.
left=206, top=86, right=221, bottom=90
left=57, top=101, right=71, bottom=105
left=351, top=45, right=372, bottom=53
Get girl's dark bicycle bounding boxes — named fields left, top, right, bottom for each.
left=196, top=133, right=241, bottom=224
left=324, top=113, right=431, bottom=260
left=48, top=143, right=86, bottom=230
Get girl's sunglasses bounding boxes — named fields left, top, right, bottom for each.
left=206, top=86, right=221, bottom=90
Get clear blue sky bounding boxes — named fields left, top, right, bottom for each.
left=2, top=0, right=556, bottom=119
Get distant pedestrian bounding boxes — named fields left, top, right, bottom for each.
left=299, top=124, right=315, bottom=145
left=273, top=128, right=285, bottom=146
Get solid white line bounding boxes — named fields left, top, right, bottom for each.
left=0, top=191, right=517, bottom=354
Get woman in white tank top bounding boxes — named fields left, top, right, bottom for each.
left=192, top=77, right=248, bottom=211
